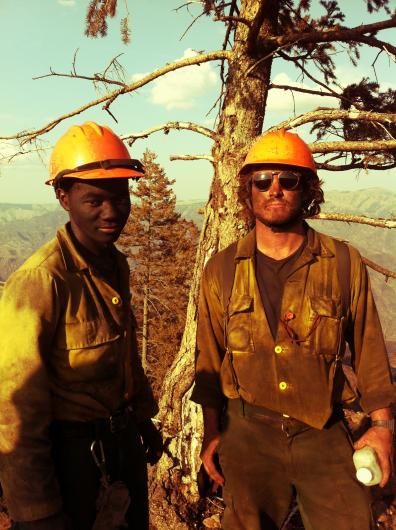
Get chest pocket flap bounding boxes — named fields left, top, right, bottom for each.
left=228, top=293, right=253, bottom=316
left=55, top=319, right=121, bottom=350
left=310, top=296, right=342, bottom=318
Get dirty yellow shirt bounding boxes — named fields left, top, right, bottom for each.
left=0, top=224, right=157, bottom=521
left=192, top=227, right=394, bottom=428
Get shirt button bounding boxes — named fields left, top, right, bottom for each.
left=279, top=381, right=288, bottom=391
left=274, top=345, right=283, bottom=354
left=112, top=296, right=120, bottom=305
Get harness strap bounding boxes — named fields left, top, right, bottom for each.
left=333, top=238, right=351, bottom=318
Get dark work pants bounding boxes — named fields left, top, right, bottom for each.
left=218, top=400, right=374, bottom=530
left=50, top=418, right=148, bottom=530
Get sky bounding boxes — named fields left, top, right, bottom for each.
left=0, top=0, right=395, bottom=204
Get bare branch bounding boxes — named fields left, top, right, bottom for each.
left=32, top=54, right=128, bottom=88
left=1, top=50, right=231, bottom=144
left=266, top=17, right=396, bottom=56
left=281, top=55, right=347, bottom=104
left=311, top=213, right=396, bottom=229
left=272, top=109, right=396, bottom=132
left=179, top=10, right=206, bottom=40
left=32, top=70, right=127, bottom=87
left=316, top=160, right=396, bottom=171
left=248, top=18, right=396, bottom=80
left=362, top=257, right=396, bottom=280
left=169, top=154, right=215, bottom=162
left=270, top=83, right=341, bottom=99
left=122, top=121, right=217, bottom=145
left=311, top=139, right=396, bottom=154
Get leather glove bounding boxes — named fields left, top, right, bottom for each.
left=138, top=419, right=163, bottom=465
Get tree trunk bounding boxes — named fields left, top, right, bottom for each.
left=142, top=284, right=148, bottom=372
left=150, top=1, right=280, bottom=528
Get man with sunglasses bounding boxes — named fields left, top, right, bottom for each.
left=192, top=129, right=394, bottom=530
left=0, top=122, right=162, bottom=530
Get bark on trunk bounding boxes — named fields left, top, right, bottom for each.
left=150, top=1, right=280, bottom=528
left=142, top=284, right=148, bottom=372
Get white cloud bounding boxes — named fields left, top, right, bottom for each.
left=148, top=48, right=218, bottom=110
left=267, top=72, right=338, bottom=113
left=57, top=0, right=76, bottom=7
left=130, top=72, right=149, bottom=83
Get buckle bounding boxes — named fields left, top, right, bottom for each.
left=109, top=408, right=129, bottom=433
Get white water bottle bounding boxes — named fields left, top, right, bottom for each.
left=353, top=446, right=382, bottom=486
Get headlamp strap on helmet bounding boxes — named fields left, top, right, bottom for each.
left=54, top=158, right=144, bottom=183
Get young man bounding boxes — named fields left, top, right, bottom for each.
left=0, top=122, right=162, bottom=530
left=192, top=129, right=394, bottom=530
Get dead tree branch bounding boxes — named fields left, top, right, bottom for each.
left=122, top=122, right=217, bottom=146
left=273, top=109, right=396, bottom=132
left=33, top=54, right=127, bottom=88
left=266, top=17, right=396, bottom=56
left=169, top=154, right=215, bottom=162
left=316, top=160, right=396, bottom=171
left=270, top=83, right=339, bottom=99
left=362, top=257, right=396, bottom=280
left=1, top=50, right=231, bottom=144
left=311, top=139, right=396, bottom=154
left=311, top=213, right=396, bottom=229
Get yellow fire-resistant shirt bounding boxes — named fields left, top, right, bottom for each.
left=0, top=224, right=157, bottom=521
left=191, top=227, right=394, bottom=427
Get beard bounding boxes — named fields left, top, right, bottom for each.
left=253, top=197, right=303, bottom=231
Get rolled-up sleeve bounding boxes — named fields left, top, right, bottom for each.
left=190, top=261, right=226, bottom=409
left=0, top=268, right=62, bottom=521
left=347, top=247, right=395, bottom=413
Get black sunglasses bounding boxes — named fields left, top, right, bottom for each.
left=252, top=170, right=301, bottom=191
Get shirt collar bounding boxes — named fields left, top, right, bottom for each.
left=56, top=223, right=128, bottom=273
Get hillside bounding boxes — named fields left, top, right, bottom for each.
left=0, top=188, right=395, bottom=345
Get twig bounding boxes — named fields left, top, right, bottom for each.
left=33, top=54, right=127, bottom=88
left=122, top=122, right=217, bottom=145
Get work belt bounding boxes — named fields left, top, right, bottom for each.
left=227, top=398, right=344, bottom=437
left=51, top=404, right=134, bottom=439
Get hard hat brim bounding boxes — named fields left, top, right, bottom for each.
left=240, top=160, right=317, bottom=176
left=46, top=167, right=143, bottom=186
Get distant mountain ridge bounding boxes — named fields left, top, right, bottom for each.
left=0, top=188, right=395, bottom=344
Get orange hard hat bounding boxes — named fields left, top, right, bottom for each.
left=239, top=128, right=317, bottom=176
left=47, top=121, right=144, bottom=186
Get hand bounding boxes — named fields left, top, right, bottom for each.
left=354, top=427, right=394, bottom=487
left=138, top=419, right=163, bottom=465
left=200, top=432, right=224, bottom=487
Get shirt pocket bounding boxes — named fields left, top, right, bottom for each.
left=308, top=296, right=343, bottom=358
left=52, top=319, right=122, bottom=382
left=226, top=293, right=255, bottom=355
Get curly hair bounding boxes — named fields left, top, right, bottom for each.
left=237, top=165, right=324, bottom=220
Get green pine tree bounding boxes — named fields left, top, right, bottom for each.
left=119, top=150, right=199, bottom=398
